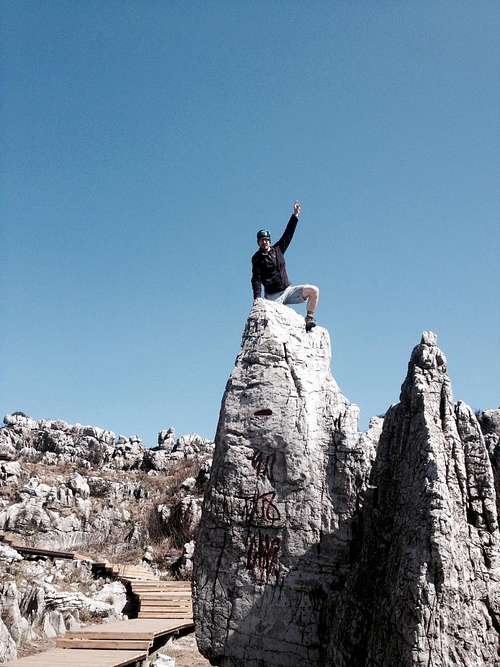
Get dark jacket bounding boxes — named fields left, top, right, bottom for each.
left=251, top=215, right=298, bottom=299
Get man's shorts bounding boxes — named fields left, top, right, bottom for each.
left=265, top=285, right=306, bottom=305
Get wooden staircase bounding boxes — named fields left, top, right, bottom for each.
left=131, top=580, right=192, bottom=620
left=92, top=561, right=158, bottom=582
left=3, top=535, right=194, bottom=665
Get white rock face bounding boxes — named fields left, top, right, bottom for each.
left=0, top=461, right=21, bottom=485
left=327, top=333, right=500, bottom=666
left=0, top=543, right=22, bottom=562
left=0, top=617, right=17, bottom=662
left=478, top=408, right=500, bottom=522
left=193, top=300, right=372, bottom=666
left=193, top=309, right=500, bottom=666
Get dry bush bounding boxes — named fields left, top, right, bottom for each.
left=161, top=458, right=203, bottom=500
left=147, top=505, right=170, bottom=544
left=82, top=537, right=144, bottom=566
left=0, top=483, right=18, bottom=501
left=78, top=608, right=105, bottom=624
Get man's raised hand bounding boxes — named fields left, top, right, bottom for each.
left=293, top=200, right=302, bottom=217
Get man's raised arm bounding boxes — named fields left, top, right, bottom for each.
left=275, top=201, right=301, bottom=253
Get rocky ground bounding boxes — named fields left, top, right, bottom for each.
left=0, top=417, right=214, bottom=662
left=159, top=632, right=210, bottom=666
left=0, top=545, right=128, bottom=662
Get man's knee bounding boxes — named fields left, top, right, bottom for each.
left=303, top=285, right=319, bottom=298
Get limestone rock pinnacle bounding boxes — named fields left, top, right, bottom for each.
left=193, top=300, right=371, bottom=666
left=327, top=332, right=500, bottom=666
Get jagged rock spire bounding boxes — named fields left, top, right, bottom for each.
left=194, top=317, right=500, bottom=666
left=193, top=300, right=372, bottom=666
left=328, top=331, right=500, bottom=666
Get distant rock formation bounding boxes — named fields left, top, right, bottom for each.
left=0, top=414, right=214, bottom=472
left=193, top=302, right=500, bottom=666
left=0, top=413, right=213, bottom=556
left=193, top=300, right=377, bottom=665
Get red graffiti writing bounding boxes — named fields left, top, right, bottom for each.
left=251, top=450, right=275, bottom=481
left=243, top=491, right=281, bottom=524
left=246, top=531, right=281, bottom=582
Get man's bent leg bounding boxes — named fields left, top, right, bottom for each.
left=302, top=285, right=319, bottom=315
left=302, top=285, right=319, bottom=331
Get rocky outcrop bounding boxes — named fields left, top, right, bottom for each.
left=0, top=411, right=213, bottom=554
left=0, top=414, right=213, bottom=472
left=193, top=304, right=500, bottom=667
left=193, top=300, right=374, bottom=666
left=0, top=472, right=139, bottom=551
left=328, top=332, right=500, bottom=666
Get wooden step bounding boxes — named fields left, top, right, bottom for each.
left=139, top=595, right=191, bottom=600
left=2, top=543, right=75, bottom=559
left=131, top=583, right=190, bottom=588
left=64, top=630, right=153, bottom=641
left=138, top=600, right=191, bottom=606
left=4, top=648, right=148, bottom=666
left=139, top=600, right=192, bottom=606
left=56, top=638, right=151, bottom=650
left=139, top=610, right=192, bottom=615
left=138, top=612, right=193, bottom=619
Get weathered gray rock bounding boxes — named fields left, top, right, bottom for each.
left=92, top=581, right=127, bottom=614
left=478, top=408, right=500, bottom=523
left=0, top=582, right=29, bottom=644
left=158, top=427, right=176, bottom=449
left=0, top=555, right=127, bottom=659
left=0, top=461, right=22, bottom=485
left=0, top=543, right=22, bottom=562
left=113, top=436, right=144, bottom=469
left=0, top=616, right=17, bottom=662
left=193, top=300, right=372, bottom=666
left=1, top=410, right=213, bottom=482
left=0, top=442, right=17, bottom=461
left=0, top=414, right=119, bottom=469
left=175, top=433, right=214, bottom=458
left=68, top=473, right=90, bottom=499
left=193, top=312, right=500, bottom=666
left=327, top=332, right=500, bottom=666
left=172, top=539, right=196, bottom=577
left=143, top=430, right=214, bottom=471
left=0, top=473, right=143, bottom=551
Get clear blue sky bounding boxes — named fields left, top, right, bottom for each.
left=1, top=2, right=499, bottom=445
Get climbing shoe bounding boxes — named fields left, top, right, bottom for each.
left=305, top=316, right=316, bottom=332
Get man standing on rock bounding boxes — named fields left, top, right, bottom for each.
left=251, top=201, right=320, bottom=332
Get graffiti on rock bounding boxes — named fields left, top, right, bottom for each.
left=246, top=530, right=281, bottom=582
left=251, top=450, right=276, bottom=481
left=243, top=490, right=281, bottom=524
